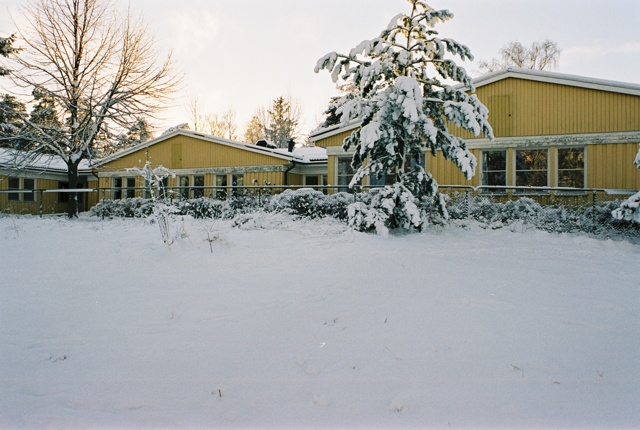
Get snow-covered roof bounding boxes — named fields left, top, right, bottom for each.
left=309, top=120, right=362, bottom=143
left=0, top=148, right=92, bottom=173
left=469, top=67, right=640, bottom=96
left=94, top=129, right=326, bottom=167
left=272, top=146, right=328, bottom=163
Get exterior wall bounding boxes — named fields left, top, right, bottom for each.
left=314, top=76, right=640, bottom=192
left=588, top=143, right=640, bottom=189
left=0, top=175, right=70, bottom=215
left=314, top=130, right=354, bottom=148
left=99, top=135, right=291, bottom=171
left=427, top=149, right=481, bottom=188
left=456, top=78, right=640, bottom=139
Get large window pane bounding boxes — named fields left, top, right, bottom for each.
left=125, top=177, right=136, bottom=199
left=8, top=177, right=19, bottom=201
left=178, top=176, right=189, bottom=199
left=516, top=149, right=548, bottom=187
left=113, top=178, right=122, bottom=200
left=193, top=175, right=205, bottom=198
left=23, top=178, right=35, bottom=202
left=558, top=148, right=584, bottom=188
left=481, top=150, right=506, bottom=187
left=337, top=158, right=356, bottom=191
left=215, top=175, right=227, bottom=200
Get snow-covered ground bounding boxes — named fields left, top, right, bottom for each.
left=1, top=213, right=638, bottom=429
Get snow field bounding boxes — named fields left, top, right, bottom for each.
left=0, top=214, right=638, bottom=428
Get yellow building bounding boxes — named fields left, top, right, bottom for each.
left=310, top=68, right=640, bottom=193
left=2, top=129, right=328, bottom=215
left=0, top=150, right=95, bottom=215
left=91, top=129, right=328, bottom=201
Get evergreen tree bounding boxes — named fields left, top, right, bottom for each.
left=315, top=0, right=493, bottom=233
left=1, top=34, right=25, bottom=146
left=0, top=34, right=19, bottom=76
left=243, top=114, right=265, bottom=144
left=0, top=94, right=26, bottom=146
left=264, top=96, right=301, bottom=148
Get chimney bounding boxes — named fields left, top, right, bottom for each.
left=287, top=138, right=295, bottom=153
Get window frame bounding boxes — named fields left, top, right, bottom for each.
left=515, top=148, right=549, bottom=189
left=7, top=177, right=37, bottom=203
left=480, top=150, right=507, bottom=190
left=557, top=147, right=585, bottom=189
left=337, top=157, right=357, bottom=192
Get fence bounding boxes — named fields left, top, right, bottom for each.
left=2, top=185, right=638, bottom=242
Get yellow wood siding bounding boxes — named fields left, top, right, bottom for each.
left=426, top=150, right=480, bottom=187
left=0, top=176, right=69, bottom=215
left=287, top=173, right=303, bottom=186
left=100, top=135, right=291, bottom=171
left=243, top=171, right=285, bottom=187
left=315, top=130, right=354, bottom=147
left=588, top=143, right=640, bottom=189
left=456, top=78, right=640, bottom=139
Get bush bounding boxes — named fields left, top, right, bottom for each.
left=88, top=189, right=639, bottom=242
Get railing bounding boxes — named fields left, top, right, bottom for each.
left=1, top=185, right=638, bottom=239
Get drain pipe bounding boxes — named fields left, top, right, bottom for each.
left=284, top=161, right=296, bottom=186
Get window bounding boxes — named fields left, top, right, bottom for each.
left=231, top=174, right=244, bottom=197
left=159, top=177, right=168, bottom=199
left=337, top=158, right=356, bottom=191
left=125, top=177, right=136, bottom=199
left=178, top=176, right=190, bottom=199
left=516, top=149, right=548, bottom=188
left=481, top=150, right=507, bottom=187
left=112, top=178, right=122, bottom=199
left=369, top=171, right=395, bottom=187
left=215, top=174, right=227, bottom=200
left=23, top=179, right=35, bottom=202
left=304, top=175, right=319, bottom=187
left=7, top=177, right=36, bottom=202
left=58, top=182, right=69, bottom=203
left=558, top=148, right=585, bottom=188
left=8, top=177, right=20, bottom=201
left=193, top=175, right=205, bottom=198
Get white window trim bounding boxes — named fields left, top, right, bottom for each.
left=8, top=177, right=37, bottom=202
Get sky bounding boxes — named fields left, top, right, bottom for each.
left=2, top=0, right=640, bottom=139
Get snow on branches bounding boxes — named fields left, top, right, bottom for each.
left=315, top=0, right=493, bottom=232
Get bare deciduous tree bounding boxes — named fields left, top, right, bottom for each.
left=478, top=39, right=560, bottom=73
left=4, top=0, right=179, bottom=217
left=205, top=108, right=238, bottom=140
left=186, top=95, right=205, bottom=133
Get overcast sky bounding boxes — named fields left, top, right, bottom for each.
left=2, top=0, right=639, bottom=139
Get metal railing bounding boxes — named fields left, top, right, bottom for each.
left=2, top=185, right=639, bottom=241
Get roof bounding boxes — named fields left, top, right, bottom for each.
left=309, top=69, right=640, bottom=141
left=0, top=148, right=92, bottom=173
left=309, top=120, right=361, bottom=143
left=469, top=67, right=640, bottom=97
left=94, top=129, right=327, bottom=166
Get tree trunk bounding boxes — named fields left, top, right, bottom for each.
left=67, top=160, right=80, bottom=218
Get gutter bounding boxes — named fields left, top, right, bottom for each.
left=283, top=161, right=296, bottom=186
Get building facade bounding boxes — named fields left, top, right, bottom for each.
left=310, top=68, right=640, bottom=193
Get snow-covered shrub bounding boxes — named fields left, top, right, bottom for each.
left=323, top=192, right=355, bottom=221
left=268, top=188, right=327, bottom=218
left=347, top=184, right=424, bottom=235
left=176, top=198, right=228, bottom=219
left=90, top=198, right=155, bottom=218
left=612, top=191, right=640, bottom=224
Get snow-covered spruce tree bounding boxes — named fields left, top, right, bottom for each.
left=315, top=0, right=493, bottom=234
left=612, top=148, right=640, bottom=223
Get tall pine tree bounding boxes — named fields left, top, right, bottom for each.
left=315, top=0, right=493, bottom=233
